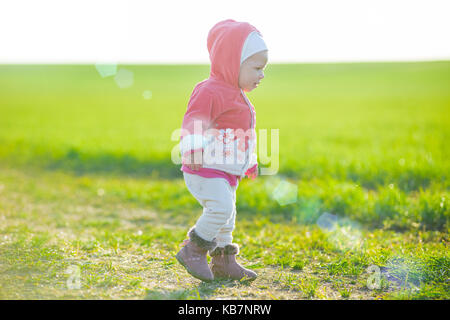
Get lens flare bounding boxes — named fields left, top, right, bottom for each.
left=380, top=256, right=423, bottom=290
left=142, top=90, right=152, bottom=99
left=114, top=68, right=134, bottom=88
left=317, top=212, right=338, bottom=232
left=317, top=215, right=364, bottom=252
left=95, top=63, right=118, bottom=78
left=271, top=180, right=298, bottom=206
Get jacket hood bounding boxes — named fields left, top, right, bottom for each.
left=207, top=19, right=260, bottom=89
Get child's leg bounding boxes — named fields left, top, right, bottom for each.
left=215, top=184, right=238, bottom=247
left=208, top=182, right=257, bottom=281
left=183, top=172, right=235, bottom=242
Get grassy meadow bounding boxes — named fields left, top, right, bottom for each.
left=0, top=61, right=449, bottom=299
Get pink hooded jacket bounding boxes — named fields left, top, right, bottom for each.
left=179, top=19, right=260, bottom=186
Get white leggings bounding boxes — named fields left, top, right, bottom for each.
left=183, top=172, right=238, bottom=247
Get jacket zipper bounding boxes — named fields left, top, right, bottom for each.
left=240, top=89, right=254, bottom=176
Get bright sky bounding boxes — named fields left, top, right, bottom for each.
left=1, top=0, right=449, bottom=64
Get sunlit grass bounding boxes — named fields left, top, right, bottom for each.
left=0, top=61, right=448, bottom=299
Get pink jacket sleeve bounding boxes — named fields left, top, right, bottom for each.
left=179, top=88, right=215, bottom=162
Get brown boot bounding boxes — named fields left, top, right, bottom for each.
left=175, top=227, right=216, bottom=282
left=209, top=244, right=257, bottom=281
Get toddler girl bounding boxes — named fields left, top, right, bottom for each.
left=176, top=19, right=268, bottom=282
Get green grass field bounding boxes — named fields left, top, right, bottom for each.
left=0, top=61, right=449, bottom=299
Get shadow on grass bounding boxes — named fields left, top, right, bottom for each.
left=44, top=147, right=181, bottom=179
left=56, top=149, right=445, bottom=192
left=145, top=279, right=250, bottom=300
left=4, top=146, right=445, bottom=193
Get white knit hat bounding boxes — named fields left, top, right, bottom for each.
left=240, top=31, right=268, bottom=65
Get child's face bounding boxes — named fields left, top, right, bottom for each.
left=238, top=50, right=268, bottom=92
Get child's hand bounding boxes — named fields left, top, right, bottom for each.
left=247, top=170, right=257, bottom=180
left=182, top=150, right=203, bottom=171
left=245, top=164, right=258, bottom=180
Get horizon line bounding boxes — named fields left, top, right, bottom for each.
left=1, top=57, right=449, bottom=66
